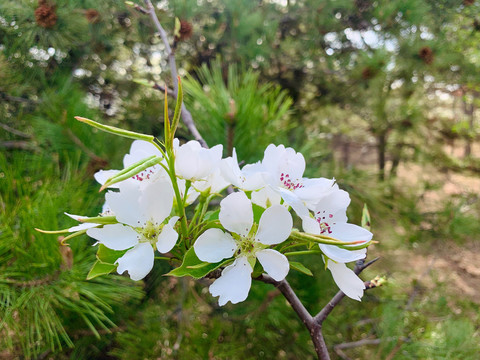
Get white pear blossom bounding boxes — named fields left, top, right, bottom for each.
left=87, top=180, right=179, bottom=281
left=258, top=144, right=337, bottom=216
left=194, top=191, right=293, bottom=306
left=220, top=149, right=266, bottom=191
left=302, top=188, right=373, bottom=301
left=192, top=166, right=230, bottom=195
left=94, top=140, right=167, bottom=189
left=174, top=139, right=223, bottom=181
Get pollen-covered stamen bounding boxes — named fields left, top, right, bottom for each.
left=136, top=220, right=163, bottom=245
left=131, top=168, right=156, bottom=181
left=316, top=210, right=335, bottom=234
left=279, top=172, right=304, bottom=190
left=233, top=224, right=261, bottom=255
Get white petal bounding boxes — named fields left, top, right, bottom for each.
left=116, top=242, right=154, bottom=281
left=106, top=183, right=146, bottom=227
left=193, top=167, right=230, bottom=194
left=255, top=205, right=292, bottom=245
left=64, top=212, right=88, bottom=221
left=327, top=260, right=365, bottom=301
left=156, top=216, right=179, bottom=253
left=94, top=170, right=120, bottom=187
left=277, top=186, right=309, bottom=218
left=209, top=256, right=252, bottom=306
left=219, top=192, right=253, bottom=237
left=302, top=216, right=320, bottom=235
left=87, top=224, right=139, bottom=250
left=311, top=188, right=350, bottom=223
left=194, top=228, right=237, bottom=263
left=330, top=223, right=373, bottom=243
left=251, top=187, right=281, bottom=208
left=320, top=244, right=367, bottom=263
left=140, top=180, right=174, bottom=225
left=123, top=140, right=162, bottom=167
left=295, top=178, right=337, bottom=209
left=175, top=141, right=201, bottom=180
left=69, top=223, right=99, bottom=232
left=261, top=144, right=285, bottom=180
left=256, top=249, right=289, bottom=281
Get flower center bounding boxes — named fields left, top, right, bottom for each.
left=316, top=210, right=335, bottom=234
left=233, top=224, right=261, bottom=256
left=279, top=172, right=303, bottom=190
left=136, top=220, right=162, bottom=245
left=132, top=167, right=156, bottom=181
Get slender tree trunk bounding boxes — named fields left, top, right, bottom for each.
left=377, top=131, right=387, bottom=181
left=463, top=97, right=475, bottom=158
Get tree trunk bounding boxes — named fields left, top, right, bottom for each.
left=377, top=131, right=387, bottom=181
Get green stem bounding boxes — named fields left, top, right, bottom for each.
left=284, top=250, right=322, bottom=257
left=165, top=149, right=189, bottom=248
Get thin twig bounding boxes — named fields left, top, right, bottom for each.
left=143, top=0, right=208, bottom=148
left=0, top=123, right=31, bottom=138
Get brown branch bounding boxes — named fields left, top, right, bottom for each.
left=143, top=0, right=208, bottom=148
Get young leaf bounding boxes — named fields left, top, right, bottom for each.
left=167, top=247, right=231, bottom=279
left=75, top=116, right=154, bottom=142
left=96, top=244, right=128, bottom=264
left=252, top=203, right=265, bottom=224
left=87, top=261, right=117, bottom=280
left=289, top=261, right=313, bottom=276
left=203, top=209, right=220, bottom=221
left=361, top=204, right=371, bottom=231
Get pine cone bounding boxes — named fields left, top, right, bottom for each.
left=176, top=20, right=193, bottom=41
left=34, top=1, right=57, bottom=28
left=85, top=9, right=100, bottom=24
left=419, top=46, right=434, bottom=65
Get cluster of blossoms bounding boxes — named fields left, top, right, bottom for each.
left=60, top=135, right=373, bottom=305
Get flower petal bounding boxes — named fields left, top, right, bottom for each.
left=312, top=188, right=350, bottom=223
left=209, top=256, right=252, bottom=306
left=140, top=180, right=174, bottom=225
left=251, top=186, right=281, bottom=208
left=156, top=216, right=179, bottom=253
left=123, top=140, right=162, bottom=167
left=276, top=186, right=309, bottom=218
left=116, top=242, right=154, bottom=281
left=87, top=224, right=138, bottom=250
left=320, top=244, right=367, bottom=263
left=219, top=192, right=253, bottom=237
left=255, top=205, right=292, bottom=245
left=94, top=170, right=120, bottom=187
left=330, top=222, right=373, bottom=243
left=326, top=260, right=365, bottom=301
left=69, top=223, right=99, bottom=232
left=106, top=183, right=146, bottom=227
left=256, top=249, right=289, bottom=281
left=194, top=228, right=237, bottom=263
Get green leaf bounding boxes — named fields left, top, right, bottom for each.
left=252, top=203, right=265, bottom=223
left=251, top=259, right=264, bottom=278
left=361, top=203, right=371, bottom=231
left=75, top=116, right=154, bottom=142
left=86, top=261, right=117, bottom=280
left=203, top=209, right=220, bottom=221
left=289, top=261, right=313, bottom=276
left=96, top=244, right=128, bottom=264
left=167, top=247, right=231, bottom=279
